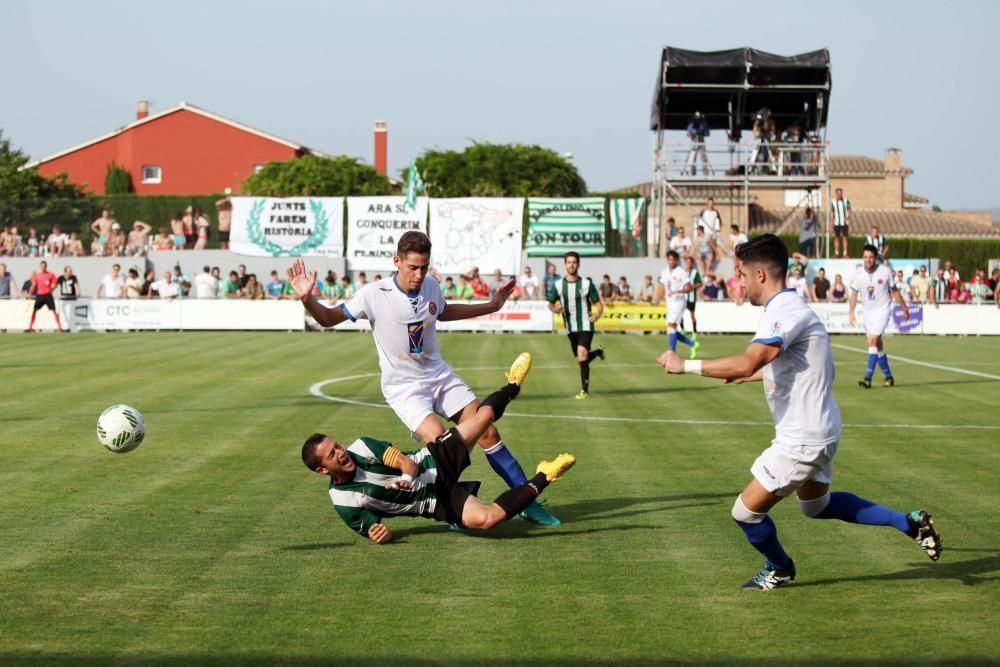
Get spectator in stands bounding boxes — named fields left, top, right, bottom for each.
left=46, top=225, right=68, bottom=256
left=211, top=266, right=222, bottom=283
left=354, top=272, right=369, bottom=292
left=727, top=224, right=748, bottom=261
left=97, top=264, right=124, bottom=298
left=942, top=260, right=960, bottom=282
left=726, top=272, right=746, bottom=305
left=90, top=209, right=114, bottom=255
left=126, top=221, right=152, bottom=256
left=830, top=188, right=851, bottom=258
left=172, top=264, right=191, bottom=297
left=787, top=266, right=811, bottom=301
left=0, top=226, right=13, bottom=256
left=220, top=270, right=241, bottom=299
left=692, top=226, right=716, bottom=277
left=669, top=226, right=692, bottom=256
left=933, top=269, right=947, bottom=304
left=236, top=265, right=250, bottom=289
left=266, top=270, right=286, bottom=299
left=181, top=207, right=197, bottom=249
left=831, top=273, right=847, bottom=302
left=598, top=274, right=619, bottom=302
left=216, top=198, right=232, bottom=250
left=866, top=225, right=890, bottom=260
left=242, top=274, right=265, bottom=300
left=170, top=213, right=186, bottom=250
left=140, top=269, right=155, bottom=297
left=323, top=273, right=343, bottom=300
left=518, top=266, right=540, bottom=300
left=66, top=232, right=85, bottom=257
left=944, top=267, right=962, bottom=302
left=339, top=276, right=354, bottom=299
left=429, top=266, right=442, bottom=284
left=702, top=273, right=721, bottom=301
left=685, top=112, right=712, bottom=176
left=0, top=264, right=14, bottom=298
left=799, top=207, right=817, bottom=258
left=896, top=270, right=913, bottom=303
left=150, top=271, right=179, bottom=299
left=665, top=217, right=678, bottom=241
left=456, top=275, right=474, bottom=299
left=152, top=228, right=173, bottom=251
left=56, top=266, right=80, bottom=300
left=441, top=276, right=458, bottom=299
left=6, top=225, right=23, bottom=256
left=698, top=198, right=722, bottom=240
left=193, top=265, right=218, bottom=299
left=988, top=268, right=1000, bottom=293
left=468, top=267, right=489, bottom=298
left=488, top=269, right=507, bottom=297
left=194, top=209, right=211, bottom=250
left=811, top=267, right=831, bottom=302
left=543, top=263, right=560, bottom=296
left=616, top=276, right=632, bottom=302
left=968, top=274, right=992, bottom=304
left=25, top=227, right=41, bottom=257
left=106, top=223, right=126, bottom=257
left=910, top=265, right=936, bottom=307
left=123, top=268, right=144, bottom=298
left=637, top=275, right=656, bottom=303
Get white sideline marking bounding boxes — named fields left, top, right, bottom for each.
left=308, top=369, right=1000, bottom=431
left=830, top=343, right=1000, bottom=381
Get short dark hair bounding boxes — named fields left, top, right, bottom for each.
left=397, top=231, right=431, bottom=256
left=302, top=433, right=328, bottom=471
left=862, top=244, right=879, bottom=256
left=667, top=250, right=679, bottom=261
left=564, top=251, right=580, bottom=263
left=734, top=233, right=787, bottom=281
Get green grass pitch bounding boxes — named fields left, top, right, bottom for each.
left=1, top=331, right=998, bottom=665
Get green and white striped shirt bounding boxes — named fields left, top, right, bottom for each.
left=687, top=268, right=702, bottom=304
left=831, top=197, right=851, bottom=227
left=328, top=437, right=439, bottom=536
left=547, top=277, right=600, bottom=333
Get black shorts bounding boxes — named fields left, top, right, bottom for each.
left=568, top=331, right=594, bottom=355
left=428, top=427, right=481, bottom=527
left=33, top=294, right=56, bottom=311
left=833, top=224, right=849, bottom=238
left=686, top=301, right=696, bottom=312
left=219, top=231, right=230, bottom=242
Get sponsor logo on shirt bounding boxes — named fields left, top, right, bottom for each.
left=428, top=302, right=437, bottom=316
left=407, top=321, right=425, bottom=354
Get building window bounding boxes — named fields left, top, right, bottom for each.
left=141, top=165, right=162, bottom=184
left=253, top=164, right=265, bottom=174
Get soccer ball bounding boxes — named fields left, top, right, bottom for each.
left=97, top=404, right=146, bottom=453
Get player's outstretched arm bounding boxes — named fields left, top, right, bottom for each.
left=657, top=342, right=779, bottom=381
left=439, top=277, right=515, bottom=321
left=287, top=259, right=348, bottom=328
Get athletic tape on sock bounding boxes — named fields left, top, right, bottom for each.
left=798, top=493, right=831, bottom=517
left=732, top=496, right=766, bottom=523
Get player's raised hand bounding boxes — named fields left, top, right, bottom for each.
left=490, top=277, right=516, bottom=310
left=286, top=258, right=317, bottom=301
left=656, top=349, right=685, bottom=374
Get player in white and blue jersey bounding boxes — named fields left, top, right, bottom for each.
left=849, top=244, right=910, bottom=388
left=658, top=250, right=699, bottom=358
left=658, top=234, right=940, bottom=590
left=288, top=231, right=561, bottom=526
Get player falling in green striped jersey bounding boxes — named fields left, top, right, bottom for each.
left=546, top=252, right=605, bottom=399
left=301, top=353, right=576, bottom=544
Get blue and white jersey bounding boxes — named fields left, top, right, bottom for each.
left=752, top=289, right=841, bottom=447
left=342, top=275, right=449, bottom=388
left=849, top=264, right=896, bottom=315
left=659, top=266, right=690, bottom=307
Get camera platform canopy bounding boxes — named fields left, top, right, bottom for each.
left=650, top=47, right=831, bottom=136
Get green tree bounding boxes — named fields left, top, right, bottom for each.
left=104, top=161, right=133, bottom=194
left=242, top=154, right=390, bottom=196
left=414, top=142, right=587, bottom=197
left=0, top=129, right=84, bottom=201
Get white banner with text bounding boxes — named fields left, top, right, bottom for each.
left=346, top=197, right=428, bottom=272
left=230, top=197, right=345, bottom=257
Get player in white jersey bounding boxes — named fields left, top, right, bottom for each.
left=288, top=231, right=561, bottom=525
left=849, top=244, right=909, bottom=388
left=657, top=234, right=940, bottom=590
left=657, top=250, right=699, bottom=358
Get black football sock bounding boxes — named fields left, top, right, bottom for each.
left=580, top=361, right=590, bottom=392
left=587, top=349, right=601, bottom=362
left=480, top=383, right=519, bottom=421
left=493, top=473, right=550, bottom=519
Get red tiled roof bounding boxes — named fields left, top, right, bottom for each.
left=830, top=155, right=912, bottom=177
left=749, top=207, right=1000, bottom=238
left=904, top=192, right=929, bottom=206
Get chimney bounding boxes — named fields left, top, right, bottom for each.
left=136, top=100, right=149, bottom=120
left=884, top=147, right=902, bottom=172
left=374, top=120, right=387, bottom=175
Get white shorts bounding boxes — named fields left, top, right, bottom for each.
left=862, top=309, right=891, bottom=337
left=666, top=300, right=686, bottom=326
left=383, top=369, right=477, bottom=435
left=750, top=439, right=838, bottom=497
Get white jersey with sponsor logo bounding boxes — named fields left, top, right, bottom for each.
left=752, top=288, right=841, bottom=447
left=341, top=275, right=449, bottom=389
left=849, top=264, right=896, bottom=316
left=659, top=266, right=690, bottom=307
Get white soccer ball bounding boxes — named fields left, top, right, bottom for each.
left=97, top=404, right=146, bottom=453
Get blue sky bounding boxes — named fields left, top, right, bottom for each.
left=2, top=0, right=996, bottom=209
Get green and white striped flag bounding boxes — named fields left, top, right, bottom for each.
left=405, top=162, right=424, bottom=211
left=609, top=197, right=645, bottom=240
left=525, top=197, right=606, bottom=256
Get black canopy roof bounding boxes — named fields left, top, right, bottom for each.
left=650, top=47, right=832, bottom=135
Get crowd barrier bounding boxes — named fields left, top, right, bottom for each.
left=3, top=298, right=999, bottom=335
